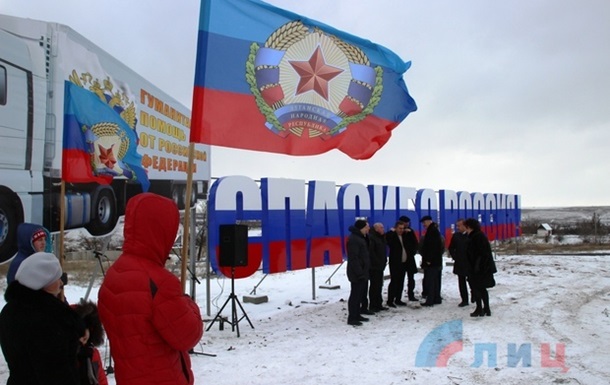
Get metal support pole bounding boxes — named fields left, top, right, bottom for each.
left=206, top=251, right=211, bottom=317
left=324, top=260, right=344, bottom=285
left=249, top=274, right=268, bottom=295
left=311, top=267, right=316, bottom=300
left=83, top=237, right=110, bottom=301
left=83, top=258, right=101, bottom=302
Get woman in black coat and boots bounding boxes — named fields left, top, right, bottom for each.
left=0, top=252, right=84, bottom=385
left=464, top=218, right=497, bottom=317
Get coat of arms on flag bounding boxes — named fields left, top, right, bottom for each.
left=247, top=20, right=382, bottom=140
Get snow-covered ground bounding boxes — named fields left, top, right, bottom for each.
left=1, top=253, right=609, bottom=384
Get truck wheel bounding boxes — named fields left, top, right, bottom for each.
left=86, top=188, right=118, bottom=236
left=0, top=195, right=19, bottom=263
left=182, top=185, right=197, bottom=209
left=172, top=185, right=184, bottom=210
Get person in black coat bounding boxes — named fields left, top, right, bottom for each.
left=419, top=216, right=444, bottom=307
left=0, top=252, right=84, bottom=385
left=346, top=219, right=371, bottom=326
left=386, top=218, right=419, bottom=307
left=72, top=300, right=108, bottom=385
left=367, top=222, right=388, bottom=312
left=448, top=219, right=471, bottom=306
left=464, top=218, right=497, bottom=317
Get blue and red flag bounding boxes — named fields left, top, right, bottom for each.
left=191, top=0, right=417, bottom=160
left=62, top=81, right=150, bottom=191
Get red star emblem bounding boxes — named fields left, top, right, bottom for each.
left=98, top=144, right=117, bottom=169
left=289, top=46, right=343, bottom=100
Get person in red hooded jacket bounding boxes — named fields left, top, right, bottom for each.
left=97, top=193, right=203, bottom=385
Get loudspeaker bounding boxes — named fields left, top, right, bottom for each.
left=219, top=224, right=248, bottom=267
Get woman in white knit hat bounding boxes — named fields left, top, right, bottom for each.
left=0, top=252, right=84, bottom=385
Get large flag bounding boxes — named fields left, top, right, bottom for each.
left=62, top=81, right=150, bottom=191
left=191, top=0, right=417, bottom=160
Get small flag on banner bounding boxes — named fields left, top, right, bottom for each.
left=62, top=81, right=150, bottom=191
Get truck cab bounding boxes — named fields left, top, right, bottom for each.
left=0, top=15, right=210, bottom=262
left=0, top=26, right=48, bottom=260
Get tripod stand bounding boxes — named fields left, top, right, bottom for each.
left=82, top=249, right=115, bottom=374
left=206, top=266, right=254, bottom=337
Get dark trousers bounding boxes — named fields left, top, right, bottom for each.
left=422, top=271, right=428, bottom=297
left=423, top=266, right=442, bottom=305
left=360, top=279, right=370, bottom=311
left=348, top=280, right=367, bottom=321
left=387, top=263, right=406, bottom=304
left=368, top=269, right=384, bottom=309
left=406, top=272, right=416, bottom=299
left=458, top=274, right=469, bottom=303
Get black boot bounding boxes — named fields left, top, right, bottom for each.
left=481, top=289, right=490, bottom=316
left=471, top=297, right=484, bottom=317
left=348, top=319, right=363, bottom=326
left=470, top=308, right=483, bottom=317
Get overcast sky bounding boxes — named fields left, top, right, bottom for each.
left=2, top=0, right=609, bottom=207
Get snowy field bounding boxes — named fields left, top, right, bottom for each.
left=522, top=206, right=610, bottom=225
left=2, top=252, right=609, bottom=384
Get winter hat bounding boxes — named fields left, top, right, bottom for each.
left=15, top=252, right=62, bottom=291
left=72, top=300, right=105, bottom=347
left=31, top=228, right=46, bottom=243
left=354, top=219, right=368, bottom=230
left=398, top=216, right=411, bottom=223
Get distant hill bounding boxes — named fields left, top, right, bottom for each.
left=521, top=206, right=610, bottom=225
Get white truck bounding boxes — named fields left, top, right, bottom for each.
left=0, top=14, right=210, bottom=262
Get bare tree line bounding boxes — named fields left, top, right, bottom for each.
left=521, top=212, right=607, bottom=236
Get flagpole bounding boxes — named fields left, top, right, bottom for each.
left=181, top=143, right=196, bottom=292
left=59, top=180, right=66, bottom=267
left=182, top=0, right=212, bottom=292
